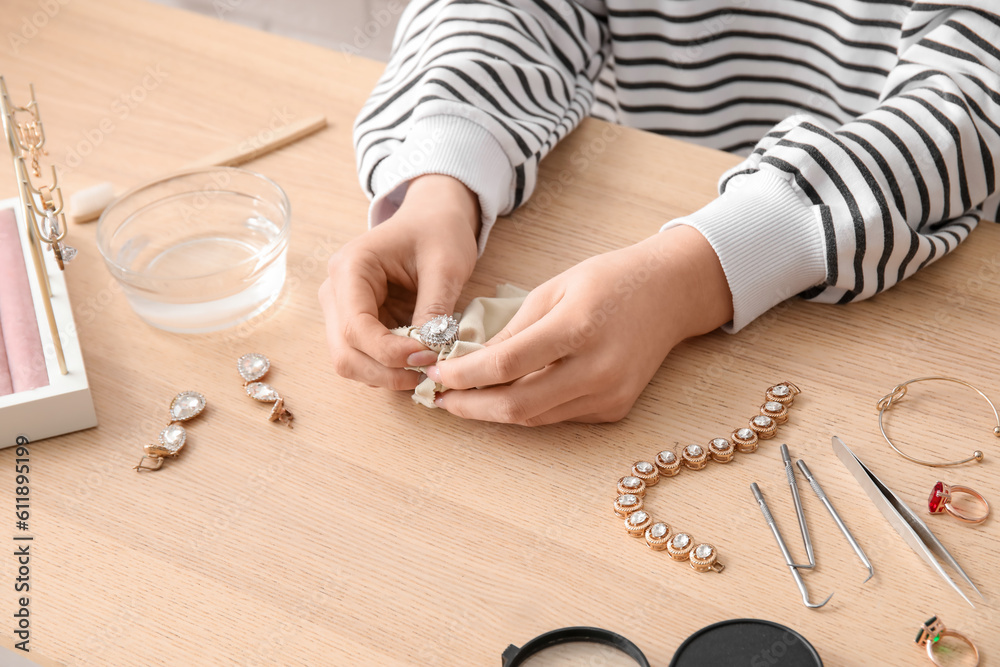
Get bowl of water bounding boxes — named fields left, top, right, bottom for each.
left=97, top=167, right=291, bottom=333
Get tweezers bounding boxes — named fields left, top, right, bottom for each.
left=833, top=436, right=983, bottom=608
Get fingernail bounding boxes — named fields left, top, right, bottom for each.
left=426, top=365, right=442, bottom=382
left=434, top=395, right=444, bottom=407
left=407, top=350, right=439, bottom=367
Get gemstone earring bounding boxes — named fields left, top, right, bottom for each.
left=237, top=353, right=293, bottom=427
left=133, top=391, right=207, bottom=472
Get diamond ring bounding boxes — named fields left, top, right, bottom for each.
left=417, top=314, right=460, bottom=351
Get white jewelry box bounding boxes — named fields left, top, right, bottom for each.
left=0, top=196, right=97, bottom=446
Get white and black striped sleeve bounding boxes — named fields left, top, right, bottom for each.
left=353, top=0, right=609, bottom=253
left=664, top=2, right=1000, bottom=331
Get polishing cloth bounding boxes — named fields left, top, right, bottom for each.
left=392, top=284, right=527, bottom=407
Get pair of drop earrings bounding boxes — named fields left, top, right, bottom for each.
left=133, top=353, right=293, bottom=472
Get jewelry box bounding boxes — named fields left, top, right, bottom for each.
left=0, top=196, right=97, bottom=446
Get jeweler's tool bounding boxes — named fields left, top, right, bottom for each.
left=780, top=444, right=815, bottom=569
left=833, top=435, right=981, bottom=607
left=751, top=483, right=833, bottom=609
left=796, top=458, right=874, bottom=583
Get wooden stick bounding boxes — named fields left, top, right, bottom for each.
left=183, top=114, right=328, bottom=169
left=69, top=114, right=328, bottom=224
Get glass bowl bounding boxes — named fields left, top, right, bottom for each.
left=97, top=167, right=291, bottom=333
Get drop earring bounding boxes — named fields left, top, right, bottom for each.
left=237, top=353, right=293, bottom=427
left=134, top=391, right=207, bottom=472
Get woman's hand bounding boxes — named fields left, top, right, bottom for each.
left=428, top=225, right=734, bottom=425
left=320, top=174, right=480, bottom=390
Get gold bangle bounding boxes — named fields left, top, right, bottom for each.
left=877, top=376, right=999, bottom=467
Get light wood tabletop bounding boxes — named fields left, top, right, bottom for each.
left=1, top=1, right=999, bottom=665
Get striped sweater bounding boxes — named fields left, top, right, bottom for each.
left=353, top=0, right=1000, bottom=331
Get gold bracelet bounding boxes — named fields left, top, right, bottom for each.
left=877, top=376, right=999, bottom=467
left=614, top=382, right=801, bottom=573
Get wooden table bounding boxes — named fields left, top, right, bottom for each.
left=2, top=1, right=998, bottom=665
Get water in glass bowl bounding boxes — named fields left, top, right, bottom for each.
left=98, top=168, right=291, bottom=334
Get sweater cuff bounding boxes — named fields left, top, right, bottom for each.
left=368, top=115, right=514, bottom=256
left=660, top=169, right=827, bottom=333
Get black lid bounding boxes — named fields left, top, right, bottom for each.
left=669, top=618, right=822, bottom=667
left=502, top=626, right=649, bottom=666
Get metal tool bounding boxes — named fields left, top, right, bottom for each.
left=832, top=435, right=982, bottom=607
left=796, top=459, right=874, bottom=583
left=751, top=483, right=833, bottom=609
left=780, top=444, right=815, bottom=569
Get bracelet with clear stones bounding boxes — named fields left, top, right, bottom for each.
left=613, top=382, right=801, bottom=573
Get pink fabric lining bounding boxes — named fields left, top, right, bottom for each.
left=0, top=207, right=48, bottom=392
left=0, top=317, right=11, bottom=396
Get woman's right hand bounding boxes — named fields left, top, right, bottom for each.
left=319, top=174, right=481, bottom=390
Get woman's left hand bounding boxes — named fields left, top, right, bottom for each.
left=428, top=225, right=734, bottom=425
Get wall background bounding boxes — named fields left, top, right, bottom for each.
left=150, top=0, right=405, bottom=61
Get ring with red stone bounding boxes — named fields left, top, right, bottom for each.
left=748, top=414, right=777, bottom=439
left=655, top=450, right=682, bottom=477
left=928, top=481, right=990, bottom=524
left=665, top=532, right=695, bottom=561
left=760, top=401, right=789, bottom=425
left=645, top=522, right=671, bottom=550
left=614, top=493, right=644, bottom=518
left=631, top=460, right=660, bottom=486
left=681, top=443, right=709, bottom=470
left=689, top=543, right=725, bottom=573
left=766, top=382, right=800, bottom=406
left=915, top=616, right=979, bottom=666
left=617, top=475, right=646, bottom=497
left=731, top=427, right=759, bottom=453
left=624, top=510, right=652, bottom=537
left=708, top=437, right=735, bottom=463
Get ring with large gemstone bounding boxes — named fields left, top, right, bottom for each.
left=417, top=314, right=460, bottom=351
left=928, top=481, right=991, bottom=524
left=915, top=616, right=980, bottom=666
